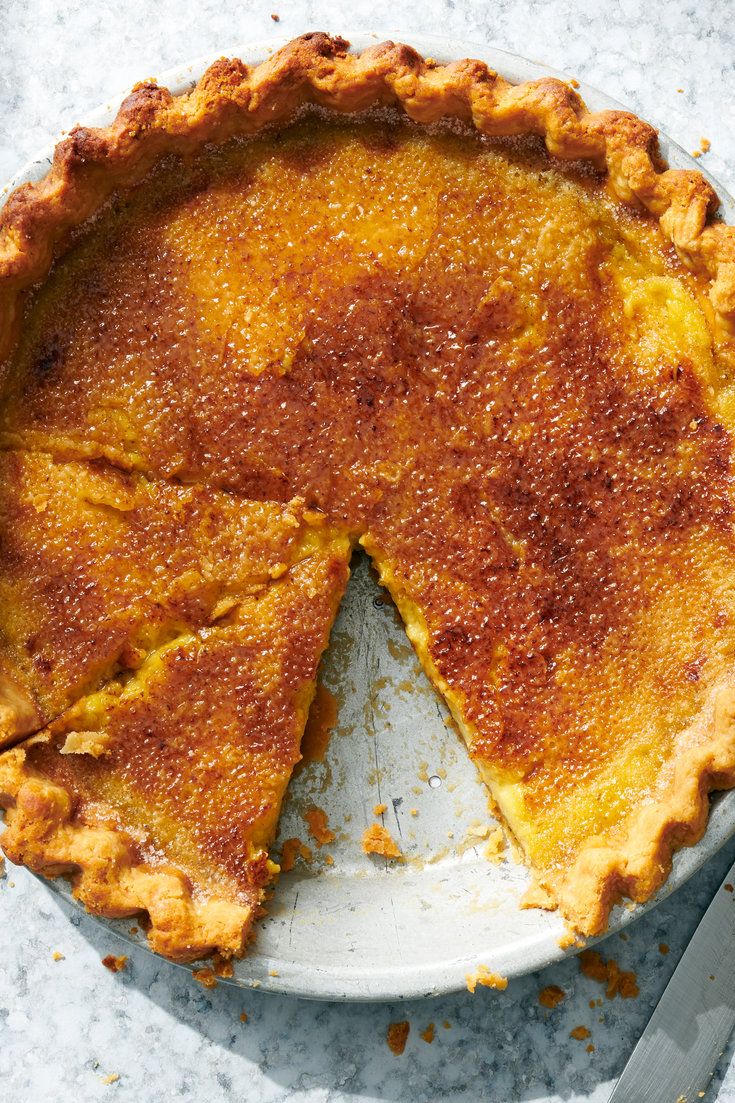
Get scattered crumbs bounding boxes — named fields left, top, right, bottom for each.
left=411, top=786, right=423, bottom=796
left=193, top=967, right=218, bottom=989
left=213, top=954, right=234, bottom=979
left=466, top=965, right=508, bottom=994
left=8, top=881, right=15, bottom=888
left=725, top=883, right=734, bottom=893
left=362, top=823, right=403, bottom=859
left=409, top=808, right=418, bottom=816
left=447, top=831, right=454, bottom=839
left=589, top=999, right=596, bottom=1009
left=270, top=12, right=280, bottom=21
left=659, top=942, right=670, bottom=955
left=239, top=1011, right=248, bottom=1023
left=250, top=979, right=261, bottom=988
left=101, top=955, right=128, bottom=974
left=52, top=951, right=65, bottom=962
left=579, top=949, right=639, bottom=999
left=618, top=932, right=629, bottom=941
left=586, top=1043, right=595, bottom=1054
left=570, top=78, right=580, bottom=89
left=437, top=767, right=447, bottom=779
left=101, top=1073, right=120, bottom=1086
left=373, top=803, right=388, bottom=815
left=538, top=984, right=565, bottom=1009
left=387, top=1020, right=410, bottom=1055
left=305, top=805, right=335, bottom=846
left=692, top=150, right=701, bottom=158
left=483, top=827, right=505, bottom=864
left=420, top=1022, right=435, bottom=1044
left=557, top=930, right=577, bottom=950
left=324, top=854, right=334, bottom=866
left=570, top=1026, right=591, bottom=1041
left=418, top=761, right=429, bottom=783
left=129, top=926, right=138, bottom=935
left=442, top=1020, right=452, bottom=1029
left=710, top=974, right=716, bottom=981
left=677, top=87, right=684, bottom=93
left=269, top=969, right=280, bottom=977
left=692, top=137, right=711, bottom=159
left=279, top=837, right=313, bottom=872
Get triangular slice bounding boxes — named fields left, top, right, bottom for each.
left=0, top=450, right=333, bottom=744
left=0, top=528, right=350, bottom=960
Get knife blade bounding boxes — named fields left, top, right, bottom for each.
left=608, top=855, right=735, bottom=1103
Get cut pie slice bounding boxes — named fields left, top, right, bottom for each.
left=0, top=450, right=330, bottom=745
left=0, top=534, right=350, bottom=960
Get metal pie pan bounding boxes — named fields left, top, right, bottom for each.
left=4, top=32, right=735, bottom=1001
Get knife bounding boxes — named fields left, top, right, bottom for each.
left=608, top=856, right=735, bottom=1103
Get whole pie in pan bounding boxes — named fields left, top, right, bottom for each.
left=1, top=33, right=735, bottom=962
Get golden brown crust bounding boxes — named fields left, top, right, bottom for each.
left=534, top=681, right=735, bottom=934
left=0, top=31, right=734, bottom=373
left=0, top=743, right=253, bottom=961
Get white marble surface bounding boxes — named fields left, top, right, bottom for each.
left=2, top=1, right=735, bottom=1100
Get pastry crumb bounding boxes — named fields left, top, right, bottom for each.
left=557, top=929, right=578, bottom=950
left=466, top=965, right=508, bottom=993
left=269, top=969, right=280, bottom=977
left=52, top=950, right=65, bottom=962
left=658, top=942, right=670, bottom=954
left=409, top=807, right=418, bottom=816
left=101, top=954, right=128, bottom=973
left=324, top=853, right=334, bottom=865
left=279, top=837, right=313, bottom=871
left=579, top=950, right=639, bottom=999
left=420, top=1022, right=435, bottom=1043
left=442, top=1019, right=452, bottom=1029
left=725, top=883, right=733, bottom=893
left=483, top=827, right=505, bottom=863
left=239, top=1011, right=248, bottom=1022
left=101, top=1073, right=120, bottom=1085
left=538, top=984, right=565, bottom=1009
left=586, top=1042, right=595, bottom=1053
left=60, top=729, right=112, bottom=757
left=386, top=1020, right=410, bottom=1054
left=305, top=805, right=335, bottom=846
left=373, top=802, right=387, bottom=815
left=362, top=823, right=402, bottom=859
left=213, top=954, right=234, bottom=978
left=570, top=78, right=580, bottom=89
left=570, top=1025, right=591, bottom=1040
left=193, top=967, right=218, bottom=989
left=271, top=12, right=280, bottom=20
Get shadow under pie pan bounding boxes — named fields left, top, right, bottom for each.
left=2, top=32, right=735, bottom=1001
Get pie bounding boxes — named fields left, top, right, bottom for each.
left=2, top=33, right=735, bottom=963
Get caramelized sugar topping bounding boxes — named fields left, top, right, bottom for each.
left=3, top=109, right=735, bottom=873
left=25, top=548, right=350, bottom=895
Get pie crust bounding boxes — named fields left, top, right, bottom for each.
left=1, top=32, right=735, bottom=961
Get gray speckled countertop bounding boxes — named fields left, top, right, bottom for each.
left=2, top=1, right=735, bottom=1100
